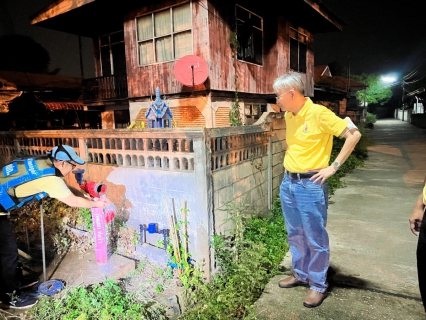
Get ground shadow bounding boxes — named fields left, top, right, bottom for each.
left=277, top=263, right=421, bottom=301
left=327, top=264, right=422, bottom=302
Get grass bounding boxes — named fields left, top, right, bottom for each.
left=178, top=198, right=288, bottom=320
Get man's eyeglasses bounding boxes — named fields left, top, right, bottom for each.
left=276, top=89, right=293, bottom=101
left=67, top=161, right=77, bottom=169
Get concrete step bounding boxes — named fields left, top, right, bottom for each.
left=44, top=250, right=135, bottom=288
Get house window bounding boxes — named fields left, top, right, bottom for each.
left=235, top=5, right=263, bottom=65
left=114, top=110, right=130, bottom=128
left=136, top=3, right=192, bottom=66
left=289, top=28, right=307, bottom=73
left=99, top=31, right=126, bottom=76
left=244, top=104, right=267, bottom=125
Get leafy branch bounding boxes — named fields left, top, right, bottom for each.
left=229, top=31, right=242, bottom=126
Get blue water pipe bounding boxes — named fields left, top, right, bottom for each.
left=168, top=258, right=193, bottom=269
left=140, top=223, right=169, bottom=250
left=72, top=169, right=85, bottom=185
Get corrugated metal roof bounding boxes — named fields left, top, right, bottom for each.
left=43, top=101, right=84, bottom=111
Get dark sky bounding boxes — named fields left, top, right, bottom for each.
left=0, top=0, right=95, bottom=78
left=1, top=0, right=425, bottom=80
left=315, top=0, right=426, bottom=79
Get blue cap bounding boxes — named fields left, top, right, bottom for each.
left=50, top=145, right=85, bottom=165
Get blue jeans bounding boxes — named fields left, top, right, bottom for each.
left=280, top=173, right=329, bottom=293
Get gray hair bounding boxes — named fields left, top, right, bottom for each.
left=273, top=72, right=305, bottom=95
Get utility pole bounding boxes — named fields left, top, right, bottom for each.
left=401, top=80, right=405, bottom=121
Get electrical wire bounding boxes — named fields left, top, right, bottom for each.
left=404, top=59, right=426, bottom=81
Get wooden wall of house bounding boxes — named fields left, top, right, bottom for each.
left=93, top=40, right=102, bottom=78
left=124, top=0, right=210, bottom=98
left=117, top=0, right=314, bottom=99
left=206, top=1, right=314, bottom=96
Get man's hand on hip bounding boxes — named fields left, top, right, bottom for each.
left=310, top=166, right=337, bottom=185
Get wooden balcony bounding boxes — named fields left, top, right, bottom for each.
left=82, top=74, right=128, bottom=102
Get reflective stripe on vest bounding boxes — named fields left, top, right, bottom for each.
left=0, top=157, right=56, bottom=211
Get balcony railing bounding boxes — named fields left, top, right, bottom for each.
left=82, top=74, right=128, bottom=102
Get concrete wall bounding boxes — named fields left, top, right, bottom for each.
left=394, top=108, right=412, bottom=122
left=413, top=102, right=424, bottom=114
left=0, top=112, right=286, bottom=277
left=209, top=112, right=286, bottom=235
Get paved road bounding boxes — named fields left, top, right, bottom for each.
left=255, top=119, right=426, bottom=319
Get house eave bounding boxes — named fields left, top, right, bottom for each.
left=30, top=0, right=133, bottom=37
left=30, top=0, right=96, bottom=26
left=30, top=0, right=344, bottom=37
left=303, top=0, right=344, bottom=32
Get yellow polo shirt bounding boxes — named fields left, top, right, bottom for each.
left=284, top=98, right=348, bottom=173
left=14, top=176, right=72, bottom=199
left=423, top=184, right=426, bottom=205
left=0, top=176, right=72, bottom=215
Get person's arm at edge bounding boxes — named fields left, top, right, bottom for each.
left=58, top=192, right=108, bottom=209
left=312, top=128, right=362, bottom=183
left=409, top=177, right=426, bottom=236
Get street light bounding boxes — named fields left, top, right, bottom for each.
left=381, top=73, right=404, bottom=120
left=381, top=75, right=398, bottom=83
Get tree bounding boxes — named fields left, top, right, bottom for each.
left=352, top=73, right=393, bottom=106
left=0, top=34, right=50, bottom=73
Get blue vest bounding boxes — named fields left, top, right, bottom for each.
left=0, top=157, right=57, bottom=212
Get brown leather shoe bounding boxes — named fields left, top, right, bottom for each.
left=278, top=275, right=305, bottom=288
left=303, top=289, right=327, bottom=308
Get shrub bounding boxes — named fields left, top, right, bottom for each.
left=366, top=112, right=377, bottom=124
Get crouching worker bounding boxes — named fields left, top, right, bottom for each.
left=0, top=145, right=108, bottom=309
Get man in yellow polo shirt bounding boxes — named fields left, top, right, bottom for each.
left=0, top=145, right=109, bottom=309
left=273, top=72, right=361, bottom=308
left=409, top=176, right=426, bottom=312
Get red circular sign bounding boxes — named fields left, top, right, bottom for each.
left=174, top=55, right=209, bottom=86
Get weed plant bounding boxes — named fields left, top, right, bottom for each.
left=179, top=198, right=288, bottom=320
left=29, top=279, right=166, bottom=320
left=74, top=208, right=93, bottom=231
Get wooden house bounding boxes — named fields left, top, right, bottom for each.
left=31, top=0, right=344, bottom=128
left=313, top=65, right=367, bottom=123
left=0, top=70, right=101, bottom=130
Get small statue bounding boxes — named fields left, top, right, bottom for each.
left=145, top=87, right=173, bottom=128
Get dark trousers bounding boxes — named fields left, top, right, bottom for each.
left=417, top=212, right=426, bottom=312
left=0, top=215, right=18, bottom=301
